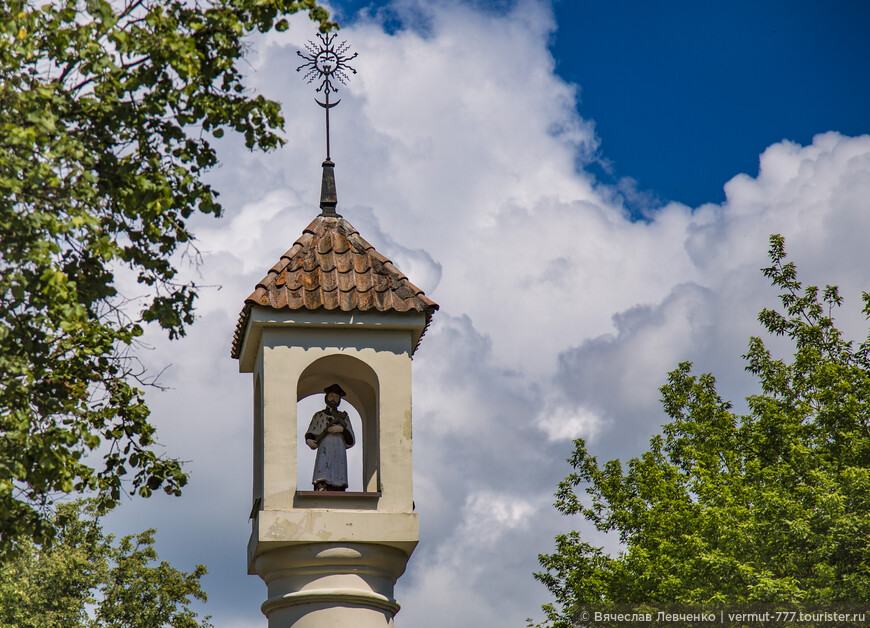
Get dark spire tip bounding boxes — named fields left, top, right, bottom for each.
left=319, top=159, right=339, bottom=217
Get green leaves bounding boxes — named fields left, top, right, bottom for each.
left=0, top=0, right=333, bottom=554
left=534, top=236, right=870, bottom=625
left=0, top=500, right=212, bottom=628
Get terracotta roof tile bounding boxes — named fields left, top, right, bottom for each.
left=321, top=268, right=338, bottom=292
left=373, top=272, right=390, bottom=293
left=322, top=287, right=340, bottom=310
left=355, top=268, right=373, bottom=293
left=231, top=216, right=438, bottom=358
left=287, top=287, right=304, bottom=309
left=356, top=288, right=373, bottom=310
left=333, top=232, right=351, bottom=254
left=352, top=252, right=370, bottom=274
left=270, top=286, right=288, bottom=310
left=336, top=269, right=356, bottom=293
left=341, top=289, right=359, bottom=311
left=303, top=287, right=321, bottom=310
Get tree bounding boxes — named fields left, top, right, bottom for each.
left=0, top=0, right=334, bottom=553
left=0, top=499, right=212, bottom=628
left=534, top=235, right=870, bottom=627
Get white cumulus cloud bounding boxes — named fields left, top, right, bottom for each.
left=102, top=2, right=870, bottom=627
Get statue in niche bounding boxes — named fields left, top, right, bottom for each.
left=305, top=384, right=355, bottom=491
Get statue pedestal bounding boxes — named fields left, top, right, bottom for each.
left=250, top=510, right=418, bottom=628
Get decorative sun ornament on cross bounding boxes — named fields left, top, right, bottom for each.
left=297, top=32, right=358, bottom=160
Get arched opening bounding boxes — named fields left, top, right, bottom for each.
left=296, top=354, right=380, bottom=494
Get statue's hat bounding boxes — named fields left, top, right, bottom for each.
left=323, top=383, right=347, bottom=397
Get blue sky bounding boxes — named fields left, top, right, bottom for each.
left=551, top=0, right=870, bottom=210
left=105, top=2, right=870, bottom=627
left=330, top=0, right=870, bottom=210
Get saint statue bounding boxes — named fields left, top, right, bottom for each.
left=305, top=384, right=355, bottom=491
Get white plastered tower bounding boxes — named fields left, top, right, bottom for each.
left=231, top=161, right=438, bottom=627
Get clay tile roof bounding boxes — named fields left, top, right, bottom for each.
left=231, top=216, right=439, bottom=359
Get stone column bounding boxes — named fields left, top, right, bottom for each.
left=255, top=543, right=412, bottom=627
left=249, top=509, right=419, bottom=628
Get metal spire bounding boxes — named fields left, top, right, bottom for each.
left=297, top=32, right=358, bottom=217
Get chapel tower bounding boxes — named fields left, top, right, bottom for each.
left=230, top=35, right=438, bottom=622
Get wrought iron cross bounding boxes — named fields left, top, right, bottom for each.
left=297, top=32, right=358, bottom=161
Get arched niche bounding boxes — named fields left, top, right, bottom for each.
left=296, top=354, right=379, bottom=494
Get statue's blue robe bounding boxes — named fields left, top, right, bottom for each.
left=312, top=431, right=350, bottom=489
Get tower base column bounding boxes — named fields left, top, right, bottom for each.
left=254, top=543, right=413, bottom=628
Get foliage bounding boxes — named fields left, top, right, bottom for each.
left=0, top=500, right=212, bottom=628
left=0, top=0, right=334, bottom=553
left=534, top=235, right=870, bottom=626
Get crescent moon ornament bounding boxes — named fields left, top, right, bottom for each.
left=315, top=98, right=341, bottom=109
